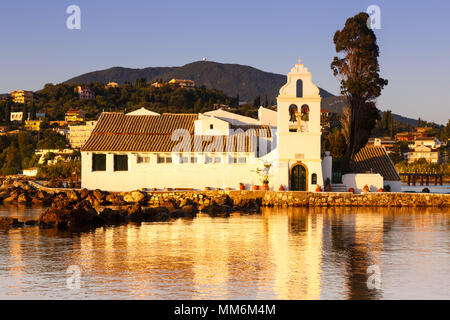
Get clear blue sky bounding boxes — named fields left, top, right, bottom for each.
left=1, top=0, right=449, bottom=123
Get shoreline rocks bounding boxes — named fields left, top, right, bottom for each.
left=0, top=177, right=448, bottom=230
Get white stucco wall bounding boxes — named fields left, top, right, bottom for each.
left=195, top=115, right=231, bottom=135
left=258, top=107, right=277, bottom=126
left=82, top=151, right=272, bottom=192
left=342, top=173, right=384, bottom=194
left=321, top=152, right=332, bottom=184
left=384, top=180, right=402, bottom=192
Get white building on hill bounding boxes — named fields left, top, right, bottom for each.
left=81, top=59, right=400, bottom=192
left=80, top=60, right=327, bottom=191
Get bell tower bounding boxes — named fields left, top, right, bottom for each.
left=276, top=59, right=323, bottom=191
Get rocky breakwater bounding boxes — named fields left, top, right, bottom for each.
left=0, top=179, right=261, bottom=229
left=36, top=189, right=260, bottom=229
left=0, top=178, right=47, bottom=205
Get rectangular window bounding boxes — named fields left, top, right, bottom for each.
left=205, top=155, right=213, bottom=164
left=114, top=154, right=128, bottom=171
left=214, top=156, right=221, bottom=163
left=229, top=155, right=238, bottom=164
left=238, top=157, right=247, bottom=164
left=137, top=155, right=150, bottom=164
left=157, top=154, right=172, bottom=164
left=191, top=156, right=198, bottom=164
left=92, top=154, right=106, bottom=171
left=179, top=154, right=189, bottom=164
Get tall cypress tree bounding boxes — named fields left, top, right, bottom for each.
left=331, top=12, right=388, bottom=171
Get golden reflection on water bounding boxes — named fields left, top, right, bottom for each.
left=0, top=206, right=449, bottom=299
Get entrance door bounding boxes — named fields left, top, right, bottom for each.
left=291, top=164, right=307, bottom=191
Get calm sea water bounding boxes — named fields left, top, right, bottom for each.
left=0, top=205, right=449, bottom=300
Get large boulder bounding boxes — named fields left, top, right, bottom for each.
left=3, top=194, right=18, bottom=203
left=79, top=189, right=90, bottom=200
left=106, top=193, right=126, bottom=205
left=17, top=193, right=31, bottom=204
left=0, top=179, right=14, bottom=190
left=202, top=204, right=231, bottom=217
left=145, top=207, right=170, bottom=221
left=124, top=191, right=146, bottom=203
left=66, top=190, right=79, bottom=202
left=38, top=200, right=100, bottom=229
left=93, top=189, right=105, bottom=201
left=97, top=208, right=127, bottom=224
left=169, top=206, right=197, bottom=219
left=213, top=195, right=233, bottom=206
left=126, top=206, right=172, bottom=222
left=179, top=198, right=194, bottom=208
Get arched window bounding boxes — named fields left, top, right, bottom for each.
left=296, top=80, right=303, bottom=98
left=301, top=104, right=310, bottom=121
left=289, top=104, right=298, bottom=122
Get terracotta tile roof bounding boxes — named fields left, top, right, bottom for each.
left=192, top=134, right=258, bottom=153
left=350, top=146, right=401, bottom=181
left=82, top=112, right=259, bottom=153
left=231, top=124, right=272, bottom=138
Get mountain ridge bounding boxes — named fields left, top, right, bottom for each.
left=62, top=61, right=417, bottom=126
left=65, top=61, right=335, bottom=102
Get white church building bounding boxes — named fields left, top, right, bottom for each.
left=81, top=60, right=399, bottom=192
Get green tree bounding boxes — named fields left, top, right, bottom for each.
left=323, top=128, right=347, bottom=158
left=253, top=96, right=261, bottom=107
left=30, top=102, right=37, bottom=120
left=331, top=12, right=388, bottom=171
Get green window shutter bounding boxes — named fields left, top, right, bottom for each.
left=92, top=154, right=106, bottom=171
left=114, top=155, right=128, bottom=171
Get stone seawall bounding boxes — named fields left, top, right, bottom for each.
left=1, top=178, right=448, bottom=209
left=145, top=190, right=450, bottom=208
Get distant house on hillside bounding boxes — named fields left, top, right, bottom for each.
left=395, top=131, right=423, bottom=142
left=68, top=120, right=98, bottom=149
left=151, top=81, right=164, bottom=88
left=10, top=112, right=24, bottom=122
left=168, top=79, right=195, bottom=89
left=408, top=145, right=441, bottom=164
left=75, top=86, right=95, bottom=100
left=10, top=90, right=33, bottom=104
left=105, top=82, right=118, bottom=89
left=24, top=120, right=43, bottom=131
left=65, top=109, right=86, bottom=123
left=366, top=137, right=396, bottom=153
left=411, top=137, right=442, bottom=149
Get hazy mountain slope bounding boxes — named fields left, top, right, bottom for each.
left=65, top=61, right=334, bottom=103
